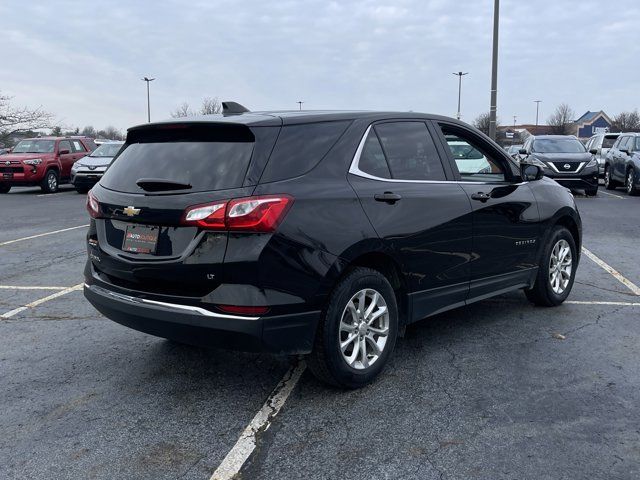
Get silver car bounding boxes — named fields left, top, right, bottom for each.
left=585, top=133, right=620, bottom=176
left=71, top=141, right=124, bottom=193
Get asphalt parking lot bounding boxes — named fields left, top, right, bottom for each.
left=1, top=185, right=639, bottom=480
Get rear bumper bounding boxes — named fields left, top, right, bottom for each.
left=84, top=282, right=320, bottom=354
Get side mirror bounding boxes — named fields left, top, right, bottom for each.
left=521, top=163, right=544, bottom=182
left=589, top=148, right=598, bottom=155
left=59, top=149, right=70, bottom=155
left=518, top=148, right=528, bottom=155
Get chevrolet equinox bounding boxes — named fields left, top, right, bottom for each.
left=84, top=107, right=582, bottom=388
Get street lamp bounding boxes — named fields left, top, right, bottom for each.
left=297, top=101, right=304, bottom=111
left=488, top=0, right=500, bottom=140
left=534, top=100, right=542, bottom=127
left=452, top=72, right=468, bottom=120
left=142, top=77, right=155, bottom=122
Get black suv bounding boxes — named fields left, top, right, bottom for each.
left=84, top=109, right=582, bottom=388
left=519, top=135, right=599, bottom=196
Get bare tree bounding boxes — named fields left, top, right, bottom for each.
left=473, top=112, right=498, bottom=136
left=200, top=97, right=222, bottom=115
left=171, top=102, right=194, bottom=118
left=81, top=126, right=97, bottom=138
left=611, top=110, right=640, bottom=132
left=547, top=103, right=575, bottom=135
left=0, top=92, right=54, bottom=145
left=51, top=126, right=63, bottom=136
left=102, top=126, right=124, bottom=140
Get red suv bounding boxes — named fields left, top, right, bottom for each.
left=0, top=136, right=97, bottom=194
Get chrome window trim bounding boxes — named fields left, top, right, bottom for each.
left=85, top=283, right=261, bottom=321
left=348, top=124, right=522, bottom=186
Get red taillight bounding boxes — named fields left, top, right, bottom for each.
left=217, top=305, right=270, bottom=315
left=181, top=195, right=293, bottom=232
left=86, top=190, right=100, bottom=218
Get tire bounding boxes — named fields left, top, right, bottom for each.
left=604, top=165, right=618, bottom=190
left=75, top=186, right=89, bottom=194
left=525, top=227, right=577, bottom=307
left=585, top=187, right=598, bottom=197
left=626, top=168, right=638, bottom=196
left=0, top=183, right=10, bottom=194
left=307, top=267, right=398, bottom=388
left=40, top=169, right=59, bottom=193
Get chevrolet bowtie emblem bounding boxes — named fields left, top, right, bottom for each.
left=123, top=206, right=141, bottom=217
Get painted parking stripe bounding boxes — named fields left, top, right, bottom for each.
left=210, top=361, right=306, bottom=480
left=0, top=285, right=68, bottom=290
left=0, top=224, right=88, bottom=247
left=599, top=191, right=625, bottom=199
left=0, top=283, right=83, bottom=319
left=566, top=300, right=640, bottom=306
left=582, top=247, right=640, bottom=296
left=36, top=191, right=76, bottom=197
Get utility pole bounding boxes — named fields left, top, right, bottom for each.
left=513, top=115, right=517, bottom=145
left=297, top=101, right=304, bottom=111
left=488, top=0, right=499, bottom=140
left=534, top=100, right=542, bottom=127
left=142, top=77, right=155, bottom=123
left=452, top=72, right=468, bottom=120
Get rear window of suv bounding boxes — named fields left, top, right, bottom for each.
left=100, top=124, right=255, bottom=193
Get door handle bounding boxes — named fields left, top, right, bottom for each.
left=470, top=192, right=491, bottom=202
left=374, top=192, right=402, bottom=204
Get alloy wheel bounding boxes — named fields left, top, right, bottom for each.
left=48, top=172, right=57, bottom=192
left=627, top=170, right=634, bottom=194
left=338, top=288, right=389, bottom=370
left=549, top=239, right=572, bottom=295
left=605, top=168, right=611, bottom=188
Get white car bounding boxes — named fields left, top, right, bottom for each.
left=447, top=140, right=492, bottom=174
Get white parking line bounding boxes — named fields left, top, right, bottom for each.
left=582, top=247, right=640, bottom=296
left=566, top=300, right=640, bottom=306
left=0, top=224, right=88, bottom=247
left=36, top=191, right=76, bottom=197
left=599, top=191, right=625, bottom=199
left=0, top=284, right=83, bottom=319
left=210, top=361, right=306, bottom=480
left=0, top=285, right=68, bottom=290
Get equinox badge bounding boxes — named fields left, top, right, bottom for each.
left=123, top=206, right=141, bottom=217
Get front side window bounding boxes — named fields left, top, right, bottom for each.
left=438, top=126, right=506, bottom=182
left=373, top=122, right=446, bottom=181
left=58, top=140, right=72, bottom=153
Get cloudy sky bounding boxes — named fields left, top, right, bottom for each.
left=1, top=0, right=639, bottom=131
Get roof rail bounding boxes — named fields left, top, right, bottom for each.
left=222, top=101, right=250, bottom=116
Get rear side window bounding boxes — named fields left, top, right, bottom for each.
left=260, top=121, right=350, bottom=183
left=358, top=130, right=391, bottom=179
left=71, top=140, right=86, bottom=153
left=374, top=122, right=446, bottom=181
left=100, top=124, right=255, bottom=193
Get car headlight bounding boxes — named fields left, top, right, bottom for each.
left=23, top=158, right=42, bottom=166
left=71, top=162, right=81, bottom=172
left=586, top=158, right=598, bottom=168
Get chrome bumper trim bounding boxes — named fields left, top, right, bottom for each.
left=84, top=283, right=260, bottom=321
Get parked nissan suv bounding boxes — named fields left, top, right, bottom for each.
left=0, top=136, right=96, bottom=193
left=84, top=108, right=582, bottom=388
left=519, top=135, right=599, bottom=196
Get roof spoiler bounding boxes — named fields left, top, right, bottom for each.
left=222, top=101, right=250, bottom=116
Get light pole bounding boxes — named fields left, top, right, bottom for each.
left=297, top=101, right=304, bottom=111
left=142, top=77, right=155, bottom=122
left=452, top=72, right=468, bottom=120
left=513, top=115, right=517, bottom=145
left=534, top=100, right=542, bottom=127
left=488, top=0, right=500, bottom=140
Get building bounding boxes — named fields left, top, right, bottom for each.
left=572, top=111, right=613, bottom=139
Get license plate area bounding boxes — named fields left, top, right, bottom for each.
left=3, top=173, right=13, bottom=179
left=122, top=224, right=159, bottom=254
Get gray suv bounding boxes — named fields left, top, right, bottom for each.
left=585, top=133, right=620, bottom=177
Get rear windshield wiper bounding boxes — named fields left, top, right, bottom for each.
left=136, top=178, right=192, bottom=192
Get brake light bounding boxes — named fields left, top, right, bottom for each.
left=86, top=190, right=100, bottom=218
left=181, top=195, right=293, bottom=232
